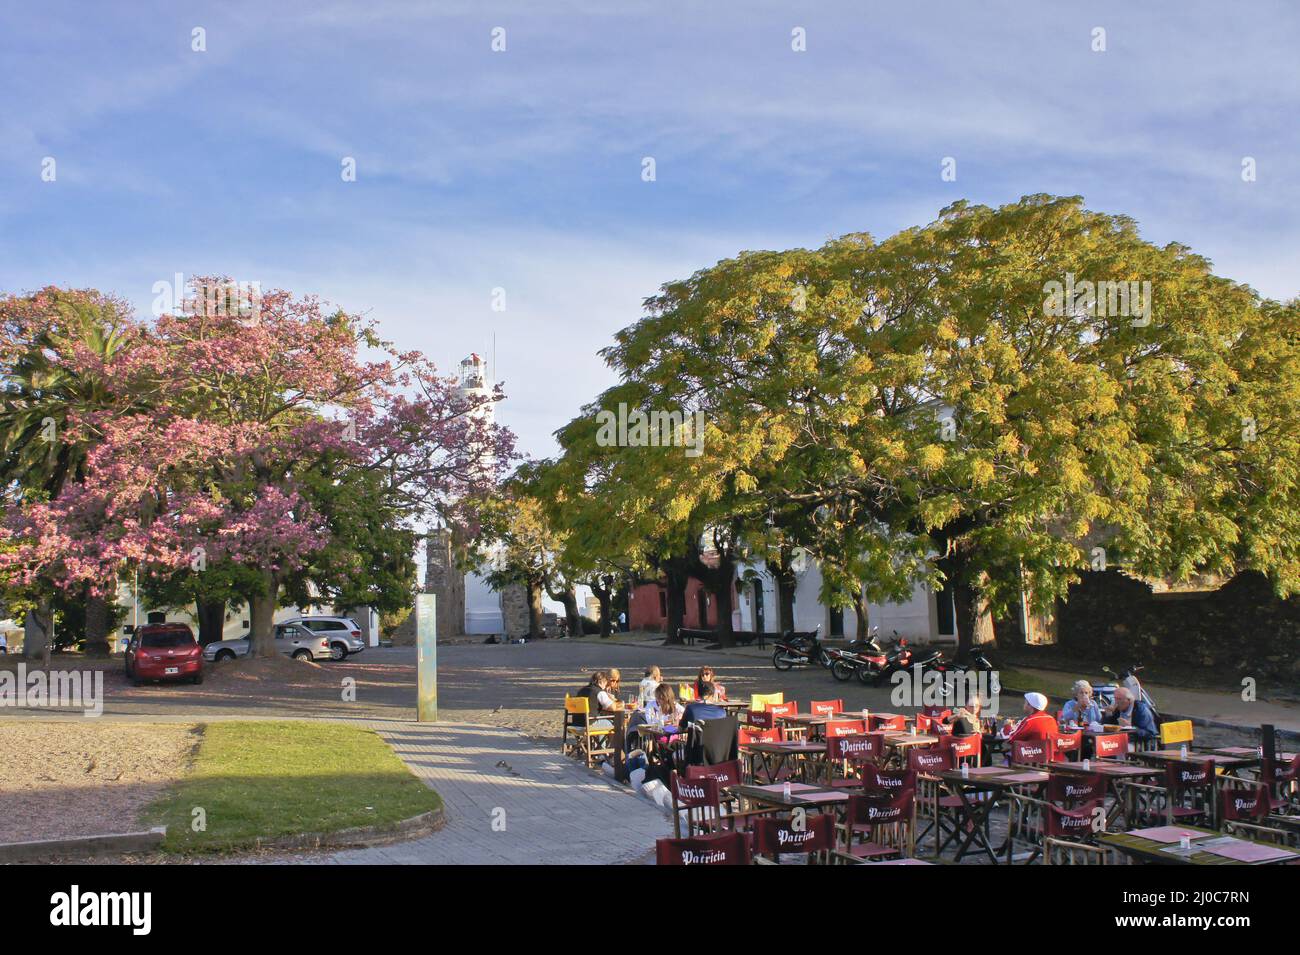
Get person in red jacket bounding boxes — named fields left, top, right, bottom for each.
left=1003, top=692, right=1059, bottom=743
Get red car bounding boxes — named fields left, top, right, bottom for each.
left=125, top=623, right=204, bottom=685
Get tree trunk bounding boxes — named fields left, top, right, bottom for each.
left=662, top=562, right=688, bottom=644
left=525, top=580, right=545, bottom=638
left=196, top=599, right=226, bottom=645
left=23, top=600, right=52, bottom=662
left=853, top=585, right=870, bottom=640
left=595, top=586, right=612, bottom=637
left=712, top=565, right=737, bottom=646
left=248, top=569, right=280, bottom=657
left=83, top=589, right=111, bottom=657
left=773, top=560, right=797, bottom=633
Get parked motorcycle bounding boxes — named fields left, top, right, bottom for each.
left=771, top=626, right=830, bottom=671
left=1095, top=663, right=1160, bottom=721
left=829, top=643, right=888, bottom=683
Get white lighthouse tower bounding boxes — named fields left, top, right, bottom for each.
left=456, top=353, right=507, bottom=635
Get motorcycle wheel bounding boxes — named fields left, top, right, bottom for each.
left=858, top=666, right=880, bottom=685
left=772, top=650, right=795, bottom=672
left=831, top=659, right=855, bottom=682
left=817, top=649, right=833, bottom=668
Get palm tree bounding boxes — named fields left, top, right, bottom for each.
left=0, top=289, right=136, bottom=657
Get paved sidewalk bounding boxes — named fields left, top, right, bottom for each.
left=323, top=721, right=669, bottom=865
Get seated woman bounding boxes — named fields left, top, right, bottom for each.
left=946, top=693, right=984, bottom=736
left=693, top=665, right=727, bottom=701
left=606, top=668, right=624, bottom=702
left=627, top=683, right=685, bottom=746
left=575, top=670, right=621, bottom=731
left=1060, top=680, right=1103, bottom=728
left=638, top=665, right=662, bottom=707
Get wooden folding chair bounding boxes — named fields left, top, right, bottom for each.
left=562, top=695, right=614, bottom=767
left=810, top=699, right=843, bottom=717
left=1043, top=837, right=1116, bottom=865
left=750, top=691, right=783, bottom=711
left=839, top=788, right=917, bottom=861
left=1159, top=719, right=1194, bottom=748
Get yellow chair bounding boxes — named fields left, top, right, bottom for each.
left=750, top=692, right=784, bottom=712
left=678, top=683, right=697, bottom=701
left=1159, top=720, right=1194, bottom=747
left=562, top=696, right=615, bottom=768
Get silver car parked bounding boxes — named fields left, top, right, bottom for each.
left=203, top=623, right=332, bottom=662
left=283, top=616, right=366, bottom=661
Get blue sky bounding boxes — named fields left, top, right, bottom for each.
left=1, top=0, right=1297, bottom=459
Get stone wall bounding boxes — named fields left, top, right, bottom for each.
left=1054, top=570, right=1300, bottom=680
left=500, top=582, right=530, bottom=639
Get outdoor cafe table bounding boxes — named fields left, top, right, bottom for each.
left=743, top=740, right=828, bottom=785
left=730, top=781, right=851, bottom=813
left=1046, top=759, right=1161, bottom=829
left=1097, top=824, right=1300, bottom=865
left=1210, top=745, right=1298, bottom=763
left=1135, top=748, right=1259, bottom=776
left=935, top=766, right=1049, bottom=864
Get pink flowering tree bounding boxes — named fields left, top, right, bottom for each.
left=1, top=280, right=515, bottom=657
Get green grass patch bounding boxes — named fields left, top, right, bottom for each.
left=994, top=666, right=1078, bottom=700
left=144, top=721, right=442, bottom=853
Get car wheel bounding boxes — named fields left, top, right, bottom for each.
left=292, top=649, right=312, bottom=661
left=329, top=642, right=348, bottom=661
left=192, top=671, right=203, bottom=685
left=215, top=650, right=235, bottom=662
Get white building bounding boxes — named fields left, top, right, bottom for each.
left=733, top=554, right=957, bottom=642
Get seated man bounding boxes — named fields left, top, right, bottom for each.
left=1003, top=692, right=1059, bottom=743
left=1102, top=686, right=1158, bottom=741
left=680, top=680, right=727, bottom=728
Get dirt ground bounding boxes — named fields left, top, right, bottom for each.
left=0, top=721, right=198, bottom=844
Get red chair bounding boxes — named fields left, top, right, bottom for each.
left=747, top=710, right=776, bottom=730
left=920, top=706, right=952, bottom=720
left=1261, top=753, right=1300, bottom=813
left=943, top=733, right=982, bottom=767
left=656, top=831, right=751, bottom=865
left=767, top=701, right=797, bottom=717
left=1045, top=799, right=1105, bottom=841
left=869, top=714, right=906, bottom=732
left=841, top=788, right=916, bottom=860
left=1129, top=759, right=1214, bottom=827
left=685, top=759, right=743, bottom=790
left=823, top=719, right=867, bottom=738
left=863, top=766, right=917, bottom=796
left=827, top=733, right=886, bottom=787
left=810, top=699, right=843, bottom=717
left=1220, top=783, right=1271, bottom=825
left=1053, top=730, right=1083, bottom=762
left=1048, top=771, right=1105, bottom=807
left=908, top=747, right=953, bottom=775
left=670, top=771, right=768, bottom=837
left=915, top=713, right=937, bottom=733
left=1010, top=738, right=1052, bottom=766
left=738, top=726, right=780, bottom=746
left=1091, top=732, right=1129, bottom=760
left=752, top=813, right=835, bottom=863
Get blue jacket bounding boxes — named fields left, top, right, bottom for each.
left=680, top=701, right=726, bottom=727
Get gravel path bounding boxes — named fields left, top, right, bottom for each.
left=0, top=721, right=197, bottom=843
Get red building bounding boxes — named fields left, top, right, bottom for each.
left=628, top=575, right=740, bottom=632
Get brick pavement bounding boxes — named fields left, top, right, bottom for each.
left=323, top=721, right=670, bottom=865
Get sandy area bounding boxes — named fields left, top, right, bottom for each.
left=0, top=722, right=198, bottom=844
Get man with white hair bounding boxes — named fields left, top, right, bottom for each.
left=1103, top=686, right=1159, bottom=741
left=1003, top=691, right=1059, bottom=744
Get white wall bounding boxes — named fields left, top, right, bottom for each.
left=736, top=557, right=940, bottom=641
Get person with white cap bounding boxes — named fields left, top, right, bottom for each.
left=1002, top=690, right=1059, bottom=745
